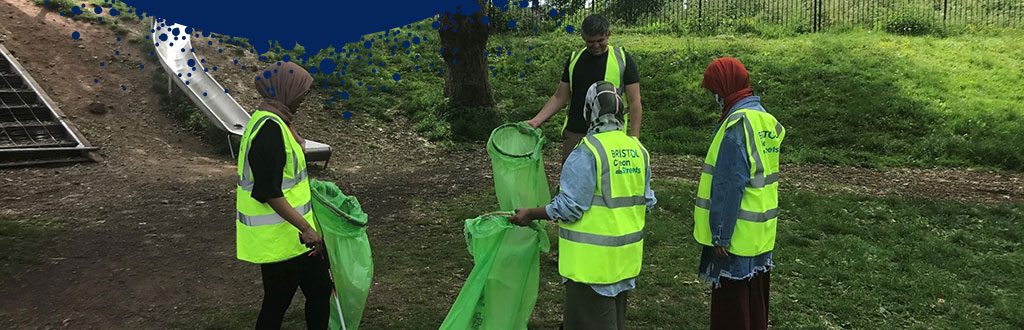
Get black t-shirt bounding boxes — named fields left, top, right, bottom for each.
left=248, top=120, right=286, bottom=203
left=560, top=48, right=639, bottom=134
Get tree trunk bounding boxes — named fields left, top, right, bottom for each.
left=438, top=1, right=494, bottom=108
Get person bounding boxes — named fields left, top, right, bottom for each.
left=524, top=14, right=643, bottom=165
left=692, top=57, right=785, bottom=330
left=510, top=81, right=656, bottom=330
left=235, top=61, right=331, bottom=330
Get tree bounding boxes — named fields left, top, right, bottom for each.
left=438, top=1, right=494, bottom=108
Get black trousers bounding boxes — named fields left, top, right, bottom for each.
left=561, top=279, right=629, bottom=330
left=255, top=252, right=332, bottom=330
left=710, top=270, right=770, bottom=330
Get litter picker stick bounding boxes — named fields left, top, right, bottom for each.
left=311, top=210, right=348, bottom=330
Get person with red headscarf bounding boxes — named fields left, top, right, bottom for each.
left=693, top=57, right=786, bottom=330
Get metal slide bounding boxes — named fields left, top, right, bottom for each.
left=151, top=20, right=332, bottom=163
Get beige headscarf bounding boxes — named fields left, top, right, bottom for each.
left=254, top=61, right=312, bottom=146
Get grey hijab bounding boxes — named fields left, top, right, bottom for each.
left=584, top=81, right=625, bottom=134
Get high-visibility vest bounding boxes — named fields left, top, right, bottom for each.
left=563, top=46, right=630, bottom=134
left=235, top=111, right=315, bottom=264
left=693, top=109, right=786, bottom=257
left=559, top=130, right=649, bottom=284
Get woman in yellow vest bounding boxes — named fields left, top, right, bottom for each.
left=511, top=81, right=656, bottom=330
left=236, top=61, right=331, bottom=330
left=693, top=57, right=785, bottom=330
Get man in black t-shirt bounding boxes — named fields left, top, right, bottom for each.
left=525, top=14, right=643, bottom=165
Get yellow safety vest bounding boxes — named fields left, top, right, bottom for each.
left=693, top=109, right=785, bottom=257
left=563, top=46, right=630, bottom=134
left=236, top=111, right=315, bottom=264
left=559, top=130, right=649, bottom=284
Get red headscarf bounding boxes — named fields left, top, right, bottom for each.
left=701, top=57, right=754, bottom=122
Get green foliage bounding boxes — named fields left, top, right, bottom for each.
left=886, top=2, right=943, bottom=36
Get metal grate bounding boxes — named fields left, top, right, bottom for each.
left=0, top=45, right=98, bottom=167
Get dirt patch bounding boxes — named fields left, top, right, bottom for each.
left=652, top=154, right=1024, bottom=205
left=0, top=1, right=492, bottom=329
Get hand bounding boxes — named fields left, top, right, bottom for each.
left=524, top=119, right=541, bottom=130
left=714, top=246, right=729, bottom=258
left=508, top=208, right=533, bottom=227
left=299, top=228, right=321, bottom=249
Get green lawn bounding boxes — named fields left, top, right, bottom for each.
left=294, top=27, right=1024, bottom=171
left=188, top=180, right=1024, bottom=329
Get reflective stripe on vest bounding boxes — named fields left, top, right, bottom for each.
left=559, top=227, right=643, bottom=247
left=237, top=200, right=313, bottom=226
left=693, top=108, right=785, bottom=257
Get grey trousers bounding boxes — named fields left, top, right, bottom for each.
left=561, top=279, right=629, bottom=330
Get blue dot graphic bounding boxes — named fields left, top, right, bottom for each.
left=99, top=62, right=104, bottom=67
left=508, top=20, right=517, bottom=29
left=341, top=92, right=349, bottom=99
left=549, top=9, right=558, bottom=17
left=233, top=60, right=239, bottom=64
left=71, top=31, right=80, bottom=39
left=318, top=58, right=337, bottom=75
left=402, top=41, right=410, bottom=49
left=282, top=54, right=291, bottom=62
left=482, top=16, right=490, bottom=24
left=412, top=37, right=420, bottom=45
left=203, top=92, right=208, bottom=96
left=393, top=73, right=401, bottom=82
left=171, top=28, right=180, bottom=36
left=121, top=85, right=127, bottom=91
left=566, top=25, right=575, bottom=33
left=263, top=71, right=272, bottom=79
left=225, top=89, right=230, bottom=93
left=139, top=65, right=144, bottom=69
left=115, top=51, right=120, bottom=55
left=93, top=6, right=101, bottom=14
left=110, top=8, right=120, bottom=16
left=116, top=37, right=121, bottom=42
left=93, top=78, right=98, bottom=83
left=364, top=41, right=372, bottom=49
left=212, top=66, right=218, bottom=71
left=343, top=111, right=352, bottom=119
left=432, top=21, right=440, bottom=29
left=187, top=59, right=196, bottom=67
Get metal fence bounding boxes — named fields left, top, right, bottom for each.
left=499, top=0, right=1024, bottom=33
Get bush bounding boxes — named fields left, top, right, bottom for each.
left=886, top=5, right=941, bottom=35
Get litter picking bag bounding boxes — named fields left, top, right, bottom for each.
left=439, top=212, right=550, bottom=330
left=487, top=122, right=551, bottom=210
left=310, top=179, right=373, bottom=330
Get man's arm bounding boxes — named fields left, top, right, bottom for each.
left=527, top=82, right=571, bottom=129
left=625, top=83, right=642, bottom=137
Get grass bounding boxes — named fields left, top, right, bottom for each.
left=183, top=180, right=1024, bottom=329
left=0, top=216, right=63, bottom=280
left=264, top=25, right=1024, bottom=171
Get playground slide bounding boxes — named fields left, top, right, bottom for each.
left=151, top=20, right=332, bottom=162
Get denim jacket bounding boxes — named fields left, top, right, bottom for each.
left=698, top=96, right=774, bottom=287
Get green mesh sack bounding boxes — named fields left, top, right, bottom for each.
left=487, top=122, right=552, bottom=210
left=439, top=212, right=551, bottom=330
left=310, top=179, right=373, bottom=330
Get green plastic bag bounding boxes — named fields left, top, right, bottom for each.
left=487, top=122, right=552, bottom=210
left=439, top=212, right=551, bottom=330
left=310, top=179, right=373, bottom=330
